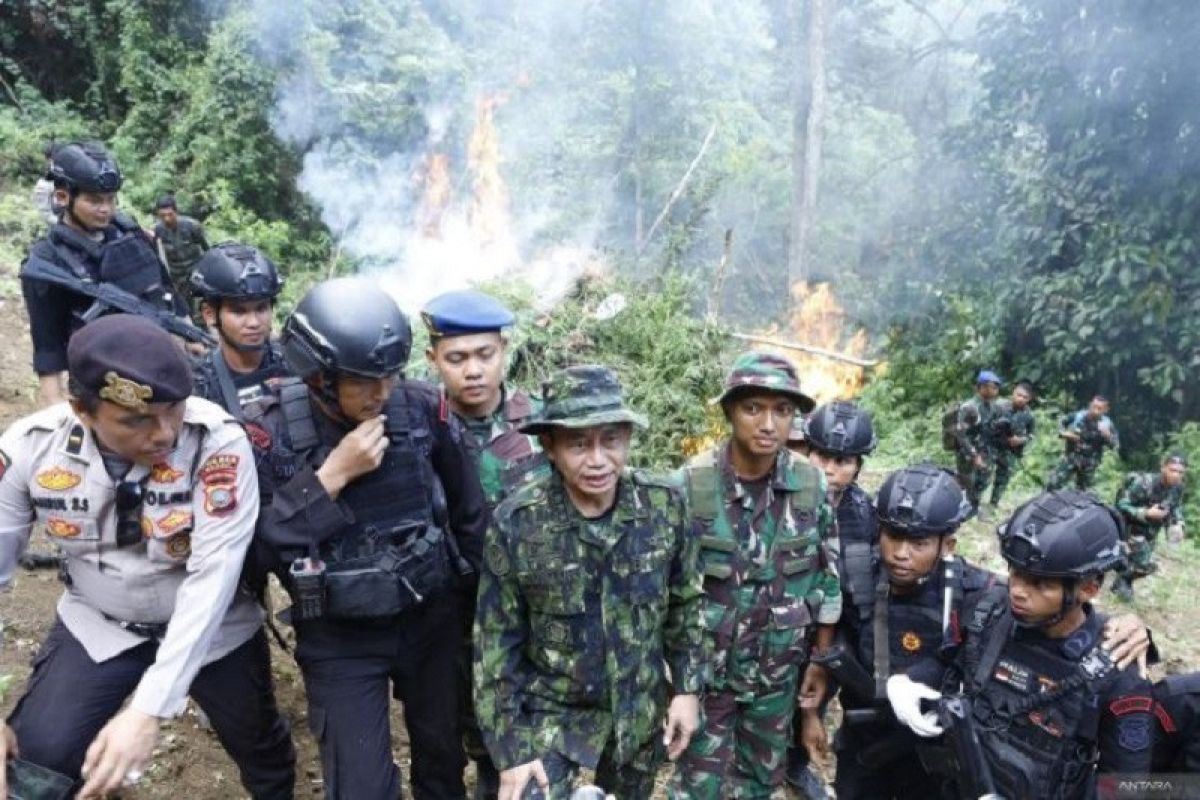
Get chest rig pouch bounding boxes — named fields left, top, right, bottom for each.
left=285, top=387, right=452, bottom=620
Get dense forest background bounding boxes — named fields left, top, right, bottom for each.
left=1, top=0, right=1198, bottom=486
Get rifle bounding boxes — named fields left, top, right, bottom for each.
left=916, top=695, right=1003, bottom=800
left=22, top=258, right=215, bottom=347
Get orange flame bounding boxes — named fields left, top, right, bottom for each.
left=467, top=94, right=512, bottom=246
left=760, top=282, right=871, bottom=405
left=416, top=152, right=452, bottom=238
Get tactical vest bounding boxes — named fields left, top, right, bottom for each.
left=962, top=587, right=1115, bottom=799
left=278, top=381, right=452, bottom=620
left=684, top=451, right=825, bottom=692
left=48, top=216, right=170, bottom=307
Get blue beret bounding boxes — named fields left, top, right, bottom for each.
left=68, top=315, right=193, bottom=409
left=420, top=289, right=515, bottom=338
left=977, top=370, right=1003, bottom=386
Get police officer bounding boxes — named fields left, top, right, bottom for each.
left=422, top=289, right=548, bottom=800
left=988, top=379, right=1036, bottom=508
left=153, top=194, right=209, bottom=322
left=1047, top=395, right=1119, bottom=490
left=669, top=351, right=841, bottom=799
left=0, top=314, right=294, bottom=799
left=1152, top=672, right=1200, bottom=772
left=786, top=401, right=879, bottom=795
left=246, top=277, right=487, bottom=799
left=952, top=370, right=1001, bottom=513
left=826, top=465, right=989, bottom=798
left=190, top=242, right=291, bottom=419
left=1112, top=453, right=1187, bottom=601
left=473, top=365, right=706, bottom=799
left=20, top=141, right=189, bottom=407
left=889, top=491, right=1155, bottom=798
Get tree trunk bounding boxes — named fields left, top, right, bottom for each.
left=788, top=0, right=828, bottom=289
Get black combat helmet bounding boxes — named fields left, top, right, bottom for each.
left=282, top=277, right=411, bottom=380
left=191, top=242, right=283, bottom=302
left=804, top=401, right=877, bottom=456
left=999, top=491, right=1123, bottom=580
left=48, top=141, right=123, bottom=193
left=876, top=463, right=970, bottom=537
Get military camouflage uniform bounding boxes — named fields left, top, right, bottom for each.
left=153, top=214, right=208, bottom=322
left=473, top=366, right=706, bottom=800
left=458, top=388, right=548, bottom=506
left=1047, top=410, right=1118, bottom=490
left=669, top=444, right=840, bottom=799
left=988, top=398, right=1035, bottom=506
left=953, top=395, right=995, bottom=509
left=1114, top=472, right=1184, bottom=586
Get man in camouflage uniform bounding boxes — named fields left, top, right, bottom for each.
left=474, top=365, right=706, bottom=800
left=1112, top=453, right=1187, bottom=601
left=988, top=379, right=1036, bottom=508
left=153, top=195, right=208, bottom=323
left=669, top=351, right=841, bottom=799
left=1046, top=395, right=1119, bottom=490
left=953, top=370, right=1001, bottom=513
left=423, top=289, right=549, bottom=799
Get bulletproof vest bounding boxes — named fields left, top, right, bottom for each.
left=280, top=383, right=451, bottom=619
left=962, top=588, right=1113, bottom=799
left=48, top=216, right=170, bottom=306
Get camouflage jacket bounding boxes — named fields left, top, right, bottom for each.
left=990, top=399, right=1035, bottom=455
left=154, top=215, right=208, bottom=278
left=955, top=395, right=996, bottom=460
left=1062, top=410, right=1119, bottom=462
left=474, top=468, right=706, bottom=771
left=678, top=444, right=840, bottom=698
left=1115, top=472, right=1184, bottom=537
left=455, top=387, right=548, bottom=508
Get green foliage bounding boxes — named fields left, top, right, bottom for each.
left=500, top=273, right=731, bottom=471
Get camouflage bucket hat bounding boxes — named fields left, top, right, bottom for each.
left=520, top=365, right=648, bottom=434
left=712, top=350, right=816, bottom=413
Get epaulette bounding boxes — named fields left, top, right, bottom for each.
left=631, top=468, right=680, bottom=491
left=681, top=453, right=719, bottom=522
left=785, top=456, right=825, bottom=511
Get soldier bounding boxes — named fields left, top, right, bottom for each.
left=1047, top=395, right=1119, bottom=490
left=1151, top=672, right=1200, bottom=772
left=153, top=195, right=209, bottom=323
left=669, top=351, right=841, bottom=799
left=246, top=277, right=487, bottom=799
left=473, top=365, right=706, bottom=799
left=20, top=142, right=190, bottom=407
left=889, top=491, right=1155, bottom=798
left=0, top=315, right=294, bottom=799
left=952, top=370, right=1001, bottom=514
left=785, top=400, right=878, bottom=796
left=988, top=379, right=1036, bottom=508
left=190, top=242, right=290, bottom=418
left=422, top=289, right=548, bottom=800
left=1111, top=453, right=1187, bottom=601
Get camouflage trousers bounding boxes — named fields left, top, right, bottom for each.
left=519, top=741, right=660, bottom=800
left=1046, top=455, right=1099, bottom=491
left=989, top=450, right=1021, bottom=506
left=460, top=633, right=500, bottom=799
left=668, top=670, right=801, bottom=799
left=1117, top=528, right=1160, bottom=582
left=955, top=452, right=993, bottom=509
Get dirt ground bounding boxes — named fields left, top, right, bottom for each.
left=0, top=288, right=1196, bottom=799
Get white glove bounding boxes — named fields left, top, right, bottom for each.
left=886, top=674, right=944, bottom=737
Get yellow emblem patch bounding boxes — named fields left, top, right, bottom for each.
left=36, top=466, right=82, bottom=491
left=150, top=463, right=184, bottom=484
left=156, top=509, right=193, bottom=536
left=98, top=371, right=153, bottom=412
left=46, top=517, right=82, bottom=538
left=901, top=631, right=922, bottom=652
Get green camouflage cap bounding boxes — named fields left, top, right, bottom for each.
left=712, top=350, right=816, bottom=412
left=520, top=364, right=648, bottom=434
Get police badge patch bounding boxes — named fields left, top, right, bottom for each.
left=1116, top=717, right=1151, bottom=752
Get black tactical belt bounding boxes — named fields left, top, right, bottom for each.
left=103, top=615, right=168, bottom=639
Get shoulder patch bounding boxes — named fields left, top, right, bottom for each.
left=244, top=421, right=272, bottom=450
left=1109, top=696, right=1153, bottom=716
left=1116, top=716, right=1151, bottom=752
left=0, top=449, right=9, bottom=481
